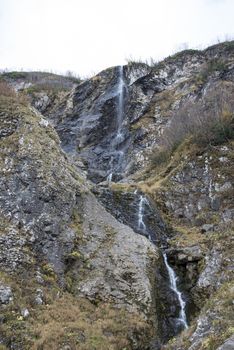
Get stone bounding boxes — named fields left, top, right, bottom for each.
left=21, top=308, right=30, bottom=318
left=211, top=196, right=221, bottom=211
left=35, top=288, right=44, bottom=305
left=0, top=284, right=13, bottom=304
left=217, top=336, right=234, bottom=350
left=201, top=224, right=214, bottom=233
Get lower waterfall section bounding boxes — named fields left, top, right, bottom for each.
left=95, top=185, right=190, bottom=342
left=163, top=253, right=188, bottom=330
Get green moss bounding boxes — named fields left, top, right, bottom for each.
left=42, top=264, right=56, bottom=281
left=67, top=251, right=82, bottom=261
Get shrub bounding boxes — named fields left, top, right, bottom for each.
left=198, top=59, right=227, bottom=82
left=152, top=83, right=234, bottom=166
left=0, top=81, right=16, bottom=97
left=210, top=111, right=234, bottom=145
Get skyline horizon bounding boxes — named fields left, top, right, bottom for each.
left=1, top=0, right=234, bottom=78
left=1, top=35, right=233, bottom=79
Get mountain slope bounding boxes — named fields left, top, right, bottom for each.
left=0, top=41, right=233, bottom=350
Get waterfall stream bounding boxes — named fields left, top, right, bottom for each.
left=135, top=190, right=188, bottom=332
left=138, top=195, right=147, bottom=232
left=104, top=64, right=189, bottom=334
left=107, top=66, right=126, bottom=181
left=116, top=65, right=125, bottom=142
left=163, top=253, right=188, bottom=329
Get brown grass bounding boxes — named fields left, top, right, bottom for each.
left=0, top=80, right=16, bottom=97
left=28, top=294, right=152, bottom=350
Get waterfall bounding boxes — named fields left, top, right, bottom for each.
left=163, top=253, right=188, bottom=330
left=107, top=66, right=126, bottom=181
left=135, top=191, right=188, bottom=331
left=116, top=65, right=125, bottom=142
left=107, top=173, right=113, bottom=182
left=136, top=193, right=155, bottom=243
left=138, top=195, right=147, bottom=232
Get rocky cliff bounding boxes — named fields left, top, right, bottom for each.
left=0, top=41, right=233, bottom=350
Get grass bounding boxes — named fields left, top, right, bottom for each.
left=27, top=294, right=152, bottom=350
left=169, top=225, right=207, bottom=249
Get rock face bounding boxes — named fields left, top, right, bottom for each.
left=95, top=185, right=169, bottom=245
left=69, top=192, right=159, bottom=316
left=0, top=41, right=234, bottom=349
left=32, top=42, right=234, bottom=185
left=0, top=95, right=164, bottom=349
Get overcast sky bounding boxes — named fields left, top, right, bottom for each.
left=0, top=0, right=234, bottom=77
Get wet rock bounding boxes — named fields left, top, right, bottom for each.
left=95, top=186, right=169, bottom=245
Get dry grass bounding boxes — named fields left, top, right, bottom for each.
left=0, top=80, right=29, bottom=105
left=28, top=294, right=151, bottom=350
left=169, top=226, right=207, bottom=249
left=0, top=80, right=16, bottom=97
left=149, top=82, right=234, bottom=172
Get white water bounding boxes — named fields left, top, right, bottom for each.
left=107, top=66, right=126, bottom=181
left=138, top=195, right=148, bottom=232
left=116, top=65, right=125, bottom=141
left=107, top=173, right=113, bottom=182
left=163, top=253, right=188, bottom=329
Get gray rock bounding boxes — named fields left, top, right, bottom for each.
left=35, top=288, right=44, bottom=305
left=75, top=193, right=159, bottom=317
left=0, top=284, right=13, bottom=304
left=21, top=308, right=30, bottom=318
left=211, top=196, right=221, bottom=211
left=35, top=271, right=44, bottom=284
left=217, top=336, right=234, bottom=350
left=201, top=224, right=214, bottom=233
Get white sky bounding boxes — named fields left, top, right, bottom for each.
left=0, top=0, right=234, bottom=77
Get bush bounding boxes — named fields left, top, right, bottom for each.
left=210, top=112, right=234, bottom=145
left=0, top=81, right=16, bottom=97
left=152, top=83, right=234, bottom=165
left=198, top=59, right=227, bottom=83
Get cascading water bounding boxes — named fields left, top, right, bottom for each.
left=107, top=66, right=126, bottom=181
left=138, top=195, right=147, bottom=232
left=134, top=190, right=188, bottom=334
left=135, top=192, right=157, bottom=243
left=163, top=253, right=188, bottom=330
left=115, top=65, right=125, bottom=142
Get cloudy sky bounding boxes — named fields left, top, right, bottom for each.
left=0, top=0, right=234, bottom=77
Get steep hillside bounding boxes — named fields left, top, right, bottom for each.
left=0, top=41, right=233, bottom=350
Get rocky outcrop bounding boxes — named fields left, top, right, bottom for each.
left=25, top=42, right=234, bottom=183
left=94, top=185, right=169, bottom=245
left=0, top=95, right=164, bottom=349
